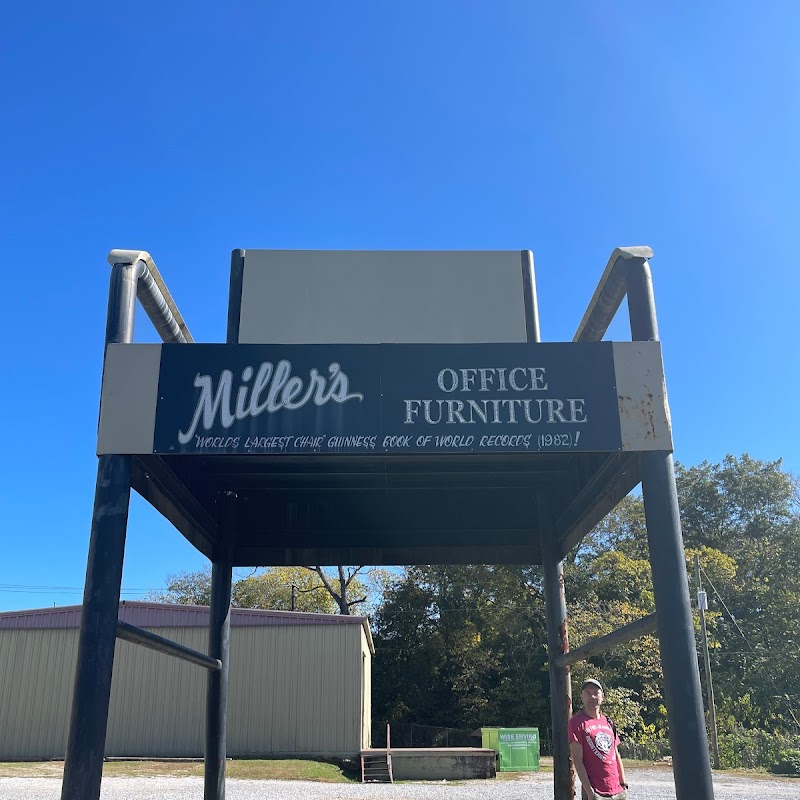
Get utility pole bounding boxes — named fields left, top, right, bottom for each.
left=291, top=583, right=297, bottom=612
left=695, top=554, right=720, bottom=769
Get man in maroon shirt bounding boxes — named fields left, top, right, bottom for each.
left=568, top=678, right=628, bottom=799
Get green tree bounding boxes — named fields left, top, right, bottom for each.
left=147, top=568, right=213, bottom=606
left=369, top=454, right=799, bottom=752
left=565, top=512, right=666, bottom=737
left=564, top=454, right=800, bottom=739
left=147, top=565, right=384, bottom=615
left=372, top=564, right=551, bottom=732
left=231, top=567, right=337, bottom=613
left=677, top=455, right=800, bottom=732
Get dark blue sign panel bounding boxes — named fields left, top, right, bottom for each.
left=153, top=343, right=622, bottom=455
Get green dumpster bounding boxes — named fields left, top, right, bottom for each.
left=481, top=727, right=499, bottom=752
left=481, top=727, right=540, bottom=772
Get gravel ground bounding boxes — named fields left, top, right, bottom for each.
left=4, top=771, right=798, bottom=800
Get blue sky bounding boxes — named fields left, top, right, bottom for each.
left=1, top=2, right=798, bottom=611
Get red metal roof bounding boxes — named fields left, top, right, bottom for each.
left=0, top=601, right=369, bottom=630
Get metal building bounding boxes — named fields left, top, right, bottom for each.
left=0, top=602, right=373, bottom=760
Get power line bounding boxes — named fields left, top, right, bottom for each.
left=0, top=583, right=157, bottom=595
left=700, top=565, right=800, bottom=731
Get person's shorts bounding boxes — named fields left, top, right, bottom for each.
left=582, top=790, right=627, bottom=800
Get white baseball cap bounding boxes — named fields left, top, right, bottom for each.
left=581, top=678, right=603, bottom=691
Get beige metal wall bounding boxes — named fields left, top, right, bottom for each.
left=228, top=623, right=369, bottom=756
left=106, top=627, right=206, bottom=757
left=0, top=627, right=78, bottom=760
left=0, top=622, right=371, bottom=759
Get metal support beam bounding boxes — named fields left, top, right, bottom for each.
left=555, top=614, right=658, bottom=668
left=539, top=492, right=574, bottom=800
left=107, top=249, right=194, bottom=344
left=116, top=620, right=222, bottom=671
left=521, top=249, right=541, bottom=344
left=61, top=260, right=141, bottom=800
left=62, top=253, right=193, bottom=800
left=61, top=454, right=132, bottom=800
left=205, top=494, right=235, bottom=800
left=573, top=246, right=654, bottom=343
left=627, top=261, right=715, bottom=800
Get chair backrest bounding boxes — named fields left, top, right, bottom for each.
left=227, top=249, right=538, bottom=344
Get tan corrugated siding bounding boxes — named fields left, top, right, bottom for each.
left=0, top=628, right=77, bottom=759
left=228, top=623, right=361, bottom=756
left=106, top=627, right=206, bottom=756
left=0, top=619, right=369, bottom=759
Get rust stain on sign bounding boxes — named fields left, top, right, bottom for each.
left=619, top=390, right=660, bottom=441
